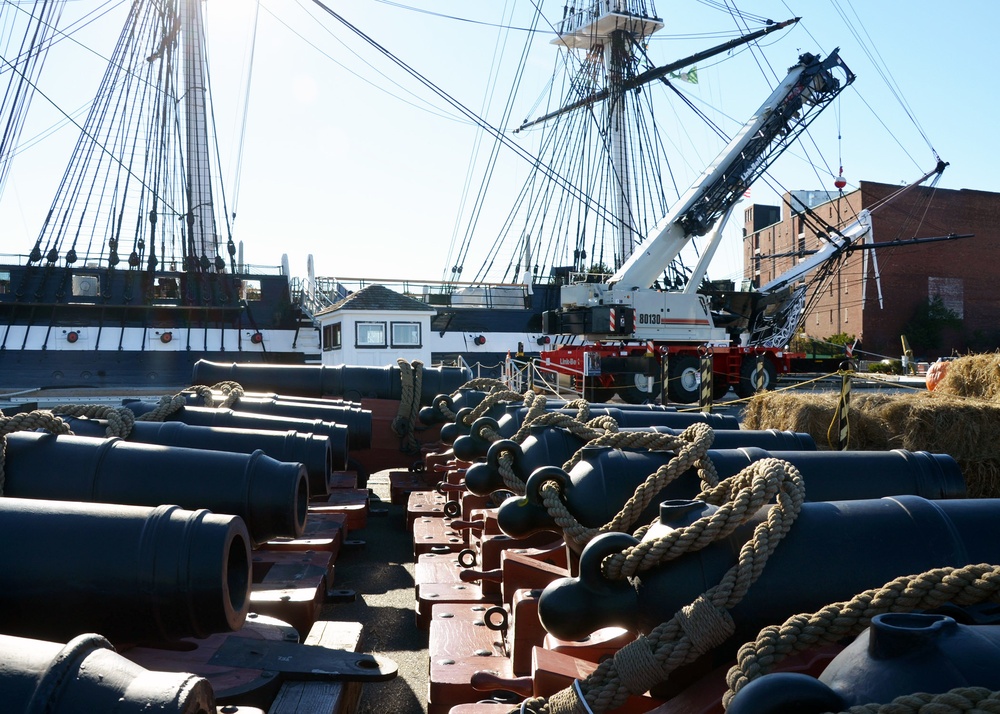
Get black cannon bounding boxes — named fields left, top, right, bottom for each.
left=176, top=391, right=370, bottom=446
left=539, top=495, right=996, bottom=648
left=192, top=359, right=472, bottom=403
left=59, top=416, right=340, bottom=496
left=452, top=407, right=740, bottom=459
left=0, top=632, right=215, bottom=714
left=6, top=432, right=307, bottom=545
left=0, top=498, right=250, bottom=643
left=497, top=447, right=967, bottom=549
left=121, top=401, right=367, bottom=451
left=728, top=612, right=1000, bottom=713
left=464, top=425, right=816, bottom=495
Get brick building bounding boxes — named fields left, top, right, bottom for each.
left=743, top=181, right=1000, bottom=361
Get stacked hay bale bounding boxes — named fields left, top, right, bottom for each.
left=742, top=353, right=1000, bottom=497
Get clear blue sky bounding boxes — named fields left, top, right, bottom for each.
left=2, top=0, right=996, bottom=284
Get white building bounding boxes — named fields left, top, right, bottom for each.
left=314, top=284, right=436, bottom=366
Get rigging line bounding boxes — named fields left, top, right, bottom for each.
left=42, top=1, right=140, bottom=259
left=201, top=4, right=234, bottom=254
left=224, top=0, right=260, bottom=226
left=835, top=0, right=937, bottom=158
left=694, top=0, right=773, bottom=25
left=370, top=0, right=549, bottom=34
left=0, top=0, right=125, bottom=70
left=0, top=30, right=184, bottom=228
left=276, top=1, right=468, bottom=125
left=451, top=0, right=535, bottom=277
left=0, top=0, right=64, bottom=197
left=722, top=0, right=778, bottom=85
left=307, top=0, right=623, bottom=234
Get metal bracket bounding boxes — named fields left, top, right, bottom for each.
left=209, top=637, right=397, bottom=682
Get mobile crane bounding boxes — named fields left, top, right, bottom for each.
left=539, top=49, right=856, bottom=403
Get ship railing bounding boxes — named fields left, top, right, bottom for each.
left=554, top=0, right=656, bottom=35
left=290, top=276, right=344, bottom=322
left=503, top=354, right=584, bottom=401
left=313, top=276, right=533, bottom=310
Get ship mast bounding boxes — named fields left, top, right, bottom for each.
left=553, top=2, right=664, bottom=265
left=180, top=0, right=219, bottom=271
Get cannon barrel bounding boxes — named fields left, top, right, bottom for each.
left=6, top=432, right=307, bottom=545
left=728, top=613, right=1000, bottom=713
left=192, top=359, right=472, bottom=403
left=178, top=391, right=370, bottom=445
left=452, top=407, right=740, bottom=459
left=61, top=416, right=339, bottom=496
left=464, top=426, right=816, bottom=495
left=497, top=447, right=967, bottom=548
left=538, top=495, right=997, bottom=647
left=0, top=498, right=250, bottom=643
left=420, top=389, right=675, bottom=426
left=122, top=401, right=368, bottom=451
left=0, top=632, right=215, bottom=714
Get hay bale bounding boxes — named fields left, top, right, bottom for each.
left=934, top=353, right=1000, bottom=401
left=744, top=390, right=1000, bottom=498
left=874, top=392, right=1000, bottom=497
left=741, top=390, right=890, bottom=450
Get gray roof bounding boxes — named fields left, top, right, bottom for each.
left=320, top=284, right=435, bottom=314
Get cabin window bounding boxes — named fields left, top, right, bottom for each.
left=153, top=276, right=180, bottom=299
left=0, top=271, right=9, bottom=294
left=356, top=321, right=387, bottom=348
left=71, top=274, right=100, bottom=297
left=391, top=322, right=421, bottom=348
left=240, top=279, right=262, bottom=301
left=323, top=322, right=342, bottom=351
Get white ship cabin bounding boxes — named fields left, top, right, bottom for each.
left=314, top=284, right=436, bottom=366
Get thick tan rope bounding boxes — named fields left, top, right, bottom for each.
left=49, top=404, right=136, bottom=438
left=0, top=411, right=73, bottom=494
left=723, top=562, right=1000, bottom=709
left=514, top=458, right=805, bottom=714
left=493, top=411, right=620, bottom=494
left=135, top=393, right=187, bottom=422
left=460, top=386, right=528, bottom=427
left=392, top=358, right=424, bottom=454
left=211, top=381, right=245, bottom=409
left=538, top=423, right=718, bottom=550
left=185, top=381, right=245, bottom=409
left=434, top=395, right=458, bottom=422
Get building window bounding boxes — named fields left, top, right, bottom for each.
left=391, top=321, right=421, bottom=348
left=356, top=321, right=387, bottom=348
left=323, top=322, right=342, bottom=351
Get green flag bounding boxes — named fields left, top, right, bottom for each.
left=668, top=66, right=698, bottom=84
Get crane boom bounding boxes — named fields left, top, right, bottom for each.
left=611, top=50, right=854, bottom=290
left=543, top=49, right=854, bottom=346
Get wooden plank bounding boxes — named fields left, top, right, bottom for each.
left=268, top=621, right=365, bottom=714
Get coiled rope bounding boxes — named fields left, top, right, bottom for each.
left=513, top=457, right=805, bottom=714
left=392, top=358, right=424, bottom=454
left=0, top=411, right=72, bottom=494
left=50, top=381, right=248, bottom=438
left=723, top=562, right=1000, bottom=710
left=482, top=396, right=618, bottom=494
left=434, top=377, right=517, bottom=423
left=535, top=422, right=719, bottom=551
